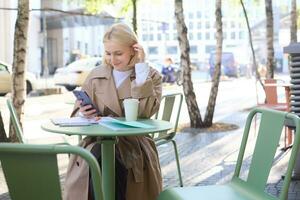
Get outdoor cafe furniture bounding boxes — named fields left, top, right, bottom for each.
left=6, top=98, right=70, bottom=145
left=257, top=79, right=293, bottom=150
left=42, top=118, right=173, bottom=200
left=158, top=108, right=300, bottom=200
left=0, top=143, right=103, bottom=200
left=153, top=92, right=184, bottom=186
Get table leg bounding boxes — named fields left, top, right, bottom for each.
left=101, top=137, right=116, bottom=200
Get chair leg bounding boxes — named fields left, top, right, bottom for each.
left=281, top=127, right=293, bottom=151
left=171, top=139, right=183, bottom=187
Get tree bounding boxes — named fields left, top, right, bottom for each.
left=84, top=0, right=139, bottom=34
left=174, top=0, right=223, bottom=128
left=240, top=0, right=263, bottom=87
left=265, top=0, right=275, bottom=78
left=203, top=0, right=223, bottom=126
left=174, top=0, right=202, bottom=128
left=9, top=0, right=30, bottom=142
left=290, top=0, right=297, bottom=43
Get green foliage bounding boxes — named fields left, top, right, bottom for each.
left=83, top=0, right=115, bottom=14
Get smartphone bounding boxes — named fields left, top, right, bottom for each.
left=72, top=90, right=99, bottom=113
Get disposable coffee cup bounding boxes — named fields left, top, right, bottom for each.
left=123, top=98, right=139, bottom=121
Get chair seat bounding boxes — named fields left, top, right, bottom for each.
left=158, top=185, right=254, bottom=200
left=158, top=182, right=274, bottom=200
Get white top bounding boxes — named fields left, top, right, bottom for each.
left=135, top=62, right=150, bottom=85
left=113, top=69, right=133, bottom=88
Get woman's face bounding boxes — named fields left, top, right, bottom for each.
left=104, top=41, right=135, bottom=71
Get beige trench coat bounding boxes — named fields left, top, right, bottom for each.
left=64, top=64, right=163, bottom=200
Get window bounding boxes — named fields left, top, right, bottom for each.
left=239, top=31, right=245, bottom=39
left=197, top=11, right=202, bottom=18
left=223, top=32, right=227, bottom=39
left=173, top=33, right=177, bottom=40
left=165, top=33, right=170, bottom=40
left=189, top=22, right=193, bottom=30
left=206, top=21, right=210, bottom=29
left=205, top=45, right=215, bottom=53
left=197, top=22, right=202, bottom=29
left=149, top=34, right=154, bottom=41
left=189, top=12, right=194, bottom=19
left=157, top=33, right=162, bottom=40
left=197, top=32, right=202, bottom=40
left=189, top=33, right=193, bottom=40
left=142, top=34, right=148, bottom=41
left=77, top=41, right=81, bottom=50
left=205, top=32, right=210, bottom=40
left=190, top=45, right=197, bottom=54
left=148, top=47, right=158, bottom=54
left=85, top=43, right=88, bottom=54
left=231, top=32, right=236, bottom=39
left=231, top=21, right=235, bottom=28
left=167, top=46, right=177, bottom=54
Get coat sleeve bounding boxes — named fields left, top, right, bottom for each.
left=131, top=68, right=162, bottom=118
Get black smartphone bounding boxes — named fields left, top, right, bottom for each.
left=72, top=90, right=99, bottom=113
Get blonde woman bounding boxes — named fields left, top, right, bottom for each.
left=64, top=23, right=163, bottom=200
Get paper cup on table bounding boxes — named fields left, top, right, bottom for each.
left=123, top=98, right=139, bottom=121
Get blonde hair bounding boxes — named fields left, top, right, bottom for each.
left=102, top=23, right=138, bottom=67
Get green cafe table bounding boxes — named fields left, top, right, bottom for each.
left=42, top=118, right=173, bottom=200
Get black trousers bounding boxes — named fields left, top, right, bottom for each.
left=88, top=143, right=128, bottom=200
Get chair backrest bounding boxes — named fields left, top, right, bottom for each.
left=232, top=108, right=300, bottom=199
left=6, top=99, right=24, bottom=143
left=153, top=93, right=183, bottom=140
left=264, top=79, right=278, bottom=104
left=0, top=143, right=103, bottom=200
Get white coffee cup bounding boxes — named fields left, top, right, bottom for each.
left=123, top=98, right=139, bottom=121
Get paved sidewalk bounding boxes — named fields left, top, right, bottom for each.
left=0, top=110, right=300, bottom=199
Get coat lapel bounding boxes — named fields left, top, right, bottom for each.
left=91, top=65, right=123, bottom=116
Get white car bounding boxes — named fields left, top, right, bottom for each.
left=0, top=61, right=38, bottom=95
left=54, top=57, right=102, bottom=91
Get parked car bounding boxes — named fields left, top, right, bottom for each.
left=54, top=57, right=102, bottom=91
left=209, top=52, right=238, bottom=78
left=0, top=60, right=37, bottom=95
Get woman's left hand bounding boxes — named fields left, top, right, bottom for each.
left=132, top=43, right=145, bottom=63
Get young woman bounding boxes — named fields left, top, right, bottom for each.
left=64, top=23, right=163, bottom=200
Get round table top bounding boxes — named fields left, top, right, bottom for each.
left=42, top=118, right=173, bottom=137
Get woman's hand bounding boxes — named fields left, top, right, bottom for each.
left=132, top=43, right=145, bottom=63
left=76, top=100, right=99, bottom=119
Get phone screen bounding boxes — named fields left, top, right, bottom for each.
left=72, top=90, right=99, bottom=113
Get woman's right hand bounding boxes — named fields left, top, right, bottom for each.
left=76, top=100, right=98, bottom=119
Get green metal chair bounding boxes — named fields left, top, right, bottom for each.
left=154, top=93, right=183, bottom=187
left=6, top=99, right=24, bottom=143
left=6, top=99, right=69, bottom=145
left=158, top=108, right=300, bottom=200
left=0, top=143, right=104, bottom=200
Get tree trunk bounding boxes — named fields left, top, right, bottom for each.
left=0, top=112, right=8, bottom=142
left=240, top=0, right=263, bottom=88
left=291, top=0, right=297, bottom=43
left=265, top=0, right=274, bottom=78
left=203, top=0, right=222, bottom=126
left=174, top=0, right=203, bottom=128
left=10, top=0, right=29, bottom=142
left=131, top=0, right=137, bottom=34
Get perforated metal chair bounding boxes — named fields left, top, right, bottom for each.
left=153, top=93, right=183, bottom=186
left=7, top=99, right=69, bottom=145
left=0, top=143, right=104, bottom=200
left=158, top=108, right=300, bottom=200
